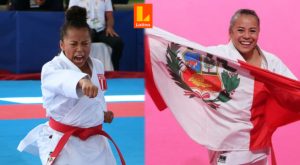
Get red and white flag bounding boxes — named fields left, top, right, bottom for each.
left=146, top=27, right=300, bottom=156
left=97, top=74, right=107, bottom=91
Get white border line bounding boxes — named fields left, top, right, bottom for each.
left=0, top=95, right=144, bottom=104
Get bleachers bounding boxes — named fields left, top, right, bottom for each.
left=0, top=10, right=144, bottom=73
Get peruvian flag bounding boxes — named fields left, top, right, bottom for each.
left=145, top=27, right=300, bottom=160
left=97, top=74, right=107, bottom=91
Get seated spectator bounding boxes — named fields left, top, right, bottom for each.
left=9, top=0, right=64, bottom=11
left=69, top=0, right=124, bottom=70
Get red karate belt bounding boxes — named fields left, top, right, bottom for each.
left=46, top=118, right=126, bottom=165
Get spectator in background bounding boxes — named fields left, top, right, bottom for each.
left=9, top=0, right=64, bottom=11
left=69, top=0, right=124, bottom=70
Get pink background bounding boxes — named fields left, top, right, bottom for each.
left=146, top=0, right=300, bottom=78
left=145, top=0, right=300, bottom=165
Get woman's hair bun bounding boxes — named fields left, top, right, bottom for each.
left=60, top=5, right=90, bottom=40
left=65, top=6, right=87, bottom=23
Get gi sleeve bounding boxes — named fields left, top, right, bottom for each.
left=41, top=61, right=88, bottom=99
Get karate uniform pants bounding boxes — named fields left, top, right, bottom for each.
left=208, top=148, right=269, bottom=165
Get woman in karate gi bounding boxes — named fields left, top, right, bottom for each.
left=206, top=9, right=297, bottom=165
left=17, top=6, right=120, bottom=165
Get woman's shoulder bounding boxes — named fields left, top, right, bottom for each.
left=41, top=53, right=78, bottom=74
left=260, top=48, right=283, bottom=64
left=43, top=54, right=66, bottom=69
left=206, top=43, right=232, bottom=59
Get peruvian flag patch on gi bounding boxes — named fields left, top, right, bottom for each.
left=97, top=74, right=107, bottom=91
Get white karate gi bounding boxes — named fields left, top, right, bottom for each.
left=17, top=52, right=116, bottom=165
left=206, top=42, right=297, bottom=165
left=207, top=42, right=297, bottom=80
left=147, top=27, right=299, bottom=165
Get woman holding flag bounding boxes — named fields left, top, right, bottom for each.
left=17, top=6, right=124, bottom=165
left=147, top=8, right=298, bottom=165
left=206, top=8, right=297, bottom=165
left=195, top=9, right=298, bottom=165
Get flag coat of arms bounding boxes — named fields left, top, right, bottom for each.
left=145, top=27, right=300, bottom=152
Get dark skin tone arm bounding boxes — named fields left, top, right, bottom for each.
left=105, top=11, right=119, bottom=37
